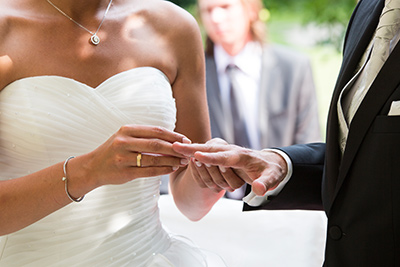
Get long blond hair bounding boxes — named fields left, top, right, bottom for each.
left=204, top=0, right=267, bottom=56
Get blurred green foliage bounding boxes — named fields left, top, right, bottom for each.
left=168, top=0, right=357, bottom=26
left=299, top=0, right=357, bottom=25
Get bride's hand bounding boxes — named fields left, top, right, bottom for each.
left=76, top=125, right=190, bottom=187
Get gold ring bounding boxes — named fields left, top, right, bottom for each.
left=137, top=152, right=142, bottom=167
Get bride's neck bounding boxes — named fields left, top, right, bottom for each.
left=44, top=0, right=113, bottom=18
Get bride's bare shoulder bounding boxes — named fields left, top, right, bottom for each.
left=0, top=2, right=15, bottom=35
left=0, top=2, right=21, bottom=49
left=124, top=0, right=199, bottom=35
left=0, top=0, right=31, bottom=19
left=0, top=1, right=38, bottom=41
left=154, top=1, right=197, bottom=28
left=0, top=1, right=37, bottom=88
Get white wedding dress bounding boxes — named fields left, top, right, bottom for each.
left=0, top=67, right=208, bottom=266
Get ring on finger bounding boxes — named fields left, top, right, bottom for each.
left=137, top=152, right=142, bottom=167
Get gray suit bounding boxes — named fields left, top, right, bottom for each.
left=206, top=44, right=321, bottom=148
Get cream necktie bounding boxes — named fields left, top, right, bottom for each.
left=347, top=0, right=400, bottom=122
left=338, top=0, right=400, bottom=153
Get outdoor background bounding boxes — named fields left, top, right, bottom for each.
left=168, top=0, right=359, bottom=138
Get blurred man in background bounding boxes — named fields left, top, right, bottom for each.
left=198, top=0, right=321, bottom=199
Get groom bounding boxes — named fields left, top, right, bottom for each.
left=173, top=0, right=400, bottom=265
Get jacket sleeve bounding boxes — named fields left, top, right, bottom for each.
left=243, top=143, right=325, bottom=211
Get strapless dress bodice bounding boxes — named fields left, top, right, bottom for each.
left=0, top=67, right=177, bottom=179
left=0, top=67, right=206, bottom=266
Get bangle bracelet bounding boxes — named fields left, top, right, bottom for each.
left=62, top=156, right=84, bottom=203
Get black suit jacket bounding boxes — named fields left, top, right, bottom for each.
left=247, top=0, right=400, bottom=266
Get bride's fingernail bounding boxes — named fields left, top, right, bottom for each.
left=172, top=166, right=179, bottom=171
left=205, top=163, right=211, bottom=168
left=195, top=161, right=202, bottom=167
left=219, top=166, right=226, bottom=173
left=181, top=158, right=189, bottom=165
left=183, top=137, right=192, bottom=144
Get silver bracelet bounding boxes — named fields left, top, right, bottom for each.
left=62, top=156, right=84, bottom=202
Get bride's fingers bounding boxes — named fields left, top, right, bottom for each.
left=133, top=153, right=189, bottom=168
left=112, top=126, right=191, bottom=158
left=188, top=161, right=208, bottom=189
left=113, top=136, right=185, bottom=158
left=191, top=160, right=223, bottom=193
left=220, top=167, right=246, bottom=190
left=120, top=125, right=191, bottom=144
left=129, top=166, right=179, bottom=179
left=204, top=165, right=234, bottom=192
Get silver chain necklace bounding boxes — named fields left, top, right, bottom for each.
left=46, top=0, right=113, bottom=45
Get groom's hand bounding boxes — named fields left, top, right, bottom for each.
left=172, top=138, right=288, bottom=196
left=172, top=138, right=248, bottom=192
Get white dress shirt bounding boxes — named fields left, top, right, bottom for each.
left=214, top=42, right=263, bottom=149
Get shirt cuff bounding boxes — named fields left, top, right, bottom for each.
left=243, top=148, right=293, bottom=207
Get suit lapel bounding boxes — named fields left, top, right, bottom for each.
left=324, top=0, right=384, bottom=214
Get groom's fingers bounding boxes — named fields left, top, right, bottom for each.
left=194, top=150, right=243, bottom=167
left=251, top=180, right=268, bottom=196
left=231, top=168, right=253, bottom=185
left=251, top=171, right=282, bottom=196
left=172, top=142, right=225, bottom=157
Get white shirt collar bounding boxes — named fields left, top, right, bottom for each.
left=214, top=41, right=262, bottom=80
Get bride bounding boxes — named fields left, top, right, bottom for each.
left=0, top=0, right=234, bottom=265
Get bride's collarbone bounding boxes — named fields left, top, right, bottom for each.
left=2, top=30, right=177, bottom=88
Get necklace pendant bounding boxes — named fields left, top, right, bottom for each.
left=47, top=0, right=113, bottom=47
left=90, top=35, right=100, bottom=45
